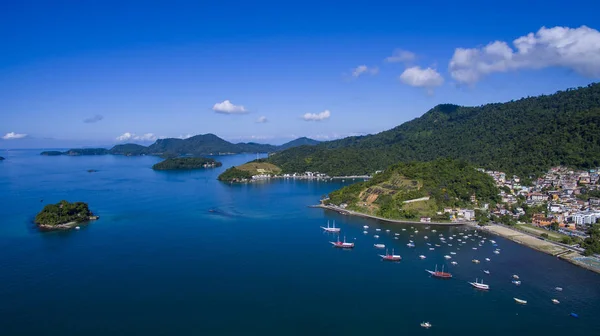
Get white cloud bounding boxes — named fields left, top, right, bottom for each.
left=115, top=132, right=157, bottom=142
left=212, top=100, right=247, bottom=114
left=302, top=110, right=331, bottom=121
left=351, top=65, right=379, bottom=77
left=449, top=25, right=600, bottom=84
left=385, top=49, right=416, bottom=63
left=2, top=132, right=27, bottom=140
left=178, top=134, right=193, bottom=139
left=256, top=116, right=268, bottom=123
left=399, top=66, right=444, bottom=90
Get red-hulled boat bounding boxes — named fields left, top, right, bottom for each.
left=379, top=248, right=401, bottom=261
left=330, top=236, right=355, bottom=248
left=426, top=265, right=452, bottom=279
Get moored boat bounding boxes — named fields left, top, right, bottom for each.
left=512, top=274, right=520, bottom=280
left=483, top=270, right=490, bottom=274
left=426, top=265, right=452, bottom=279
left=321, top=220, right=341, bottom=233
left=419, top=255, right=426, bottom=259
left=420, top=322, right=432, bottom=329
left=444, top=255, right=451, bottom=259
left=512, top=280, right=521, bottom=285
left=330, top=236, right=354, bottom=248
left=514, top=297, right=527, bottom=304
left=374, top=243, right=385, bottom=249
left=380, top=248, right=401, bottom=261
left=469, top=278, right=489, bottom=290
left=472, top=259, right=480, bottom=264
left=374, top=235, right=380, bottom=238
left=555, top=287, right=563, bottom=291
left=552, top=299, right=560, bottom=304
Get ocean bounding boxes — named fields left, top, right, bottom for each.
left=1, top=150, right=599, bottom=335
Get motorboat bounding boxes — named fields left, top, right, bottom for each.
left=472, top=259, right=480, bottom=264
left=363, top=225, right=369, bottom=229
left=376, top=228, right=381, bottom=232
left=493, top=250, right=500, bottom=254
left=555, top=287, right=563, bottom=291
left=483, top=270, right=490, bottom=274
left=514, top=298, right=527, bottom=305
left=451, top=261, right=458, bottom=265
left=485, top=258, right=491, bottom=262
left=450, top=252, right=456, bottom=255
left=429, top=248, right=435, bottom=250
left=552, top=299, right=560, bottom=304
left=374, top=244, right=385, bottom=249
left=386, top=229, right=391, bottom=233
left=363, top=231, right=368, bottom=234
left=420, top=322, right=432, bottom=329
left=374, top=235, right=380, bottom=238
left=394, top=233, right=400, bottom=236
left=512, top=275, right=520, bottom=280
left=512, top=280, right=521, bottom=285
left=469, top=278, right=489, bottom=290
left=444, top=255, right=452, bottom=259
left=407, top=242, right=415, bottom=247
left=419, top=255, right=426, bottom=259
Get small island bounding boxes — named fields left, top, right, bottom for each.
left=35, top=200, right=99, bottom=230
left=152, top=157, right=222, bottom=170
left=40, top=151, right=63, bottom=156
left=218, top=161, right=282, bottom=182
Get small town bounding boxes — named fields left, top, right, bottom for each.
left=482, top=166, right=600, bottom=241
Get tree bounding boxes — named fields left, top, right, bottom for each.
left=475, top=209, right=490, bottom=226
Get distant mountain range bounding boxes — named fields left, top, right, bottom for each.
left=40, top=135, right=320, bottom=157
left=267, top=83, right=600, bottom=178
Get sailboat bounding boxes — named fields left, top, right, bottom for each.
left=380, top=248, right=401, bottom=261
left=426, top=265, right=452, bottom=279
left=469, top=278, right=489, bottom=290
left=330, top=236, right=354, bottom=248
left=321, top=220, right=341, bottom=233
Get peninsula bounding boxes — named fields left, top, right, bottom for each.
left=218, top=160, right=282, bottom=182
left=323, top=158, right=498, bottom=222
left=35, top=200, right=99, bottom=230
left=152, top=157, right=222, bottom=170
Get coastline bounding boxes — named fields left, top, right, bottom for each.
left=316, top=203, right=600, bottom=274
left=476, top=223, right=600, bottom=274
left=36, top=215, right=99, bottom=231
left=315, top=204, right=468, bottom=226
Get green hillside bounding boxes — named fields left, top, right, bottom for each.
left=268, top=83, right=600, bottom=177
left=326, top=159, right=499, bottom=220
left=152, top=157, right=222, bottom=170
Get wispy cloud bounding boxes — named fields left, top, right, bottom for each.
left=302, top=110, right=331, bottom=121
left=2, top=132, right=27, bottom=140
left=351, top=65, right=379, bottom=78
left=83, top=114, right=104, bottom=123
left=256, top=116, right=268, bottom=123
left=449, top=25, right=600, bottom=84
left=115, top=132, right=157, bottom=142
left=385, top=49, right=416, bottom=63
left=178, top=134, right=193, bottom=139
left=212, top=100, right=248, bottom=114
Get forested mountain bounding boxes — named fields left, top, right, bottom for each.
left=268, top=83, right=600, bottom=177
left=278, top=137, right=321, bottom=150
left=41, top=135, right=319, bottom=157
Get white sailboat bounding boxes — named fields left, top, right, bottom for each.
left=320, top=220, right=341, bottom=233
left=469, top=278, right=489, bottom=290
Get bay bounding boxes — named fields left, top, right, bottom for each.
left=1, top=150, right=599, bottom=335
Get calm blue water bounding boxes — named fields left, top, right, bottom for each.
left=1, top=150, right=599, bottom=335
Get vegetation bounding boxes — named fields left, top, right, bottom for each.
left=152, top=157, right=222, bottom=170
left=582, top=224, right=600, bottom=256
left=40, top=151, right=63, bottom=156
left=267, top=83, right=600, bottom=178
left=40, top=135, right=319, bottom=157
left=217, top=160, right=282, bottom=182
left=35, top=200, right=94, bottom=227
left=576, top=188, right=600, bottom=201
left=217, top=167, right=253, bottom=182
left=326, top=158, right=499, bottom=220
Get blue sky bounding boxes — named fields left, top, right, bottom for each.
left=2, top=0, right=600, bottom=148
